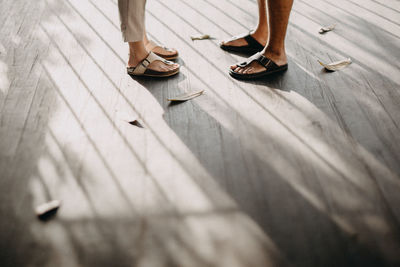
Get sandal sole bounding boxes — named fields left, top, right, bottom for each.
left=128, top=69, right=180, bottom=78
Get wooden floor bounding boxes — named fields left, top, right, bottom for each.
left=1, top=0, right=400, bottom=266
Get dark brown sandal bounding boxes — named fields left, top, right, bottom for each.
left=220, top=32, right=264, bottom=55
left=229, top=52, right=288, bottom=80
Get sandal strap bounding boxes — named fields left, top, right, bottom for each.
left=128, top=52, right=172, bottom=75
left=243, top=34, right=264, bottom=50
left=257, top=53, right=272, bottom=67
left=237, top=52, right=261, bottom=67
left=223, top=31, right=264, bottom=49
left=236, top=52, right=277, bottom=69
left=224, top=32, right=249, bottom=43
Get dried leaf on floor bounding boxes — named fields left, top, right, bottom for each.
left=191, top=34, right=211, bottom=41
left=36, top=200, right=61, bottom=220
left=168, top=89, right=205, bottom=102
left=318, top=58, right=352, bottom=71
left=319, top=24, right=336, bottom=34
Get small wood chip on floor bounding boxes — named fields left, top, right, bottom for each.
left=115, top=110, right=144, bottom=128
left=191, top=34, right=211, bottom=41
left=319, top=24, right=336, bottom=34
left=318, top=58, right=352, bottom=71
left=168, top=89, right=205, bottom=102
left=129, top=120, right=144, bottom=128
left=35, top=200, right=61, bottom=220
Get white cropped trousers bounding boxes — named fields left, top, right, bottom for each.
left=118, top=0, right=146, bottom=42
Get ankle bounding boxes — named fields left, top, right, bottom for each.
left=263, top=47, right=287, bottom=65
left=128, top=51, right=149, bottom=67
left=251, top=29, right=268, bottom=45
left=128, top=41, right=149, bottom=67
left=264, top=45, right=286, bottom=56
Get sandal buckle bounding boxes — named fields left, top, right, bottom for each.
left=258, top=55, right=269, bottom=66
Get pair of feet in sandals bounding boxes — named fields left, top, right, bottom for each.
left=220, top=32, right=288, bottom=79
left=128, top=32, right=287, bottom=79
left=127, top=40, right=180, bottom=78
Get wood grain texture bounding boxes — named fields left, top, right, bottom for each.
left=1, top=0, right=400, bottom=266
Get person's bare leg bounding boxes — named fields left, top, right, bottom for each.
left=231, top=0, right=293, bottom=74
left=127, top=41, right=147, bottom=67
left=252, top=0, right=269, bottom=44
left=221, top=0, right=268, bottom=47
left=143, top=25, right=150, bottom=46
left=262, top=0, right=292, bottom=65
left=128, top=41, right=179, bottom=72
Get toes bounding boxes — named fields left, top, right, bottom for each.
left=168, top=63, right=179, bottom=71
left=230, top=65, right=237, bottom=70
left=171, top=64, right=179, bottom=71
left=231, top=66, right=254, bottom=74
left=244, top=67, right=253, bottom=74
